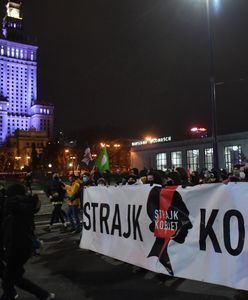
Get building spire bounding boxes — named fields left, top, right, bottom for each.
left=6, top=1, right=22, bottom=19
left=2, top=0, right=23, bottom=41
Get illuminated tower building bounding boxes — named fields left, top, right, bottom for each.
left=0, top=0, right=54, bottom=146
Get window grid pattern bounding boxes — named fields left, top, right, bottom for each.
left=187, top=149, right=199, bottom=172
left=204, top=148, right=213, bottom=170
left=171, top=151, right=182, bottom=169
left=224, top=146, right=242, bottom=172
left=0, top=40, right=53, bottom=142
left=156, top=153, right=167, bottom=171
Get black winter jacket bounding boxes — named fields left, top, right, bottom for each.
left=1, top=194, right=38, bottom=261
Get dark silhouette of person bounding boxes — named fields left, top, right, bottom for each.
left=1, top=183, right=55, bottom=300
left=147, top=185, right=193, bottom=276
left=24, top=172, right=33, bottom=194
left=44, top=172, right=67, bottom=232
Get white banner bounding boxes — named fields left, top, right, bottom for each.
left=79, top=183, right=248, bottom=291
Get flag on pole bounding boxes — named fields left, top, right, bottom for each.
left=95, top=147, right=110, bottom=173
left=82, top=147, right=93, bottom=166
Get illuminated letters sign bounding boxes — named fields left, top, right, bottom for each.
left=131, top=136, right=172, bottom=147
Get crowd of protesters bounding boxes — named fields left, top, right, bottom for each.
left=67, top=163, right=248, bottom=189
left=1, top=163, right=248, bottom=299
left=41, top=163, right=248, bottom=233
left=127, top=164, right=248, bottom=186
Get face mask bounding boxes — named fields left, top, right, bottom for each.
left=240, top=171, right=246, bottom=179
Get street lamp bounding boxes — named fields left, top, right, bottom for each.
left=69, top=156, right=76, bottom=171
left=206, top=0, right=219, bottom=170
left=113, top=144, right=121, bottom=148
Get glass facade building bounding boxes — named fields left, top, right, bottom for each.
left=131, top=132, right=248, bottom=172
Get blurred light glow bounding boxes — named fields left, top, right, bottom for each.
left=190, top=127, right=207, bottom=133
left=190, top=127, right=198, bottom=132
left=213, top=0, right=221, bottom=14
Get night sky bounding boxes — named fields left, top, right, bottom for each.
left=1, top=0, right=248, bottom=140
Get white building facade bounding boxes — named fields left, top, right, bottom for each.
left=0, top=1, right=53, bottom=145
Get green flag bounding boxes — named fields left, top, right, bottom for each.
left=95, top=147, right=110, bottom=173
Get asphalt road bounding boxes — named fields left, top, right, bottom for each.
left=7, top=224, right=243, bottom=300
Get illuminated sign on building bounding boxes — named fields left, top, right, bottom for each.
left=132, top=136, right=172, bottom=147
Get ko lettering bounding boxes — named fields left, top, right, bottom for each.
left=200, top=209, right=245, bottom=256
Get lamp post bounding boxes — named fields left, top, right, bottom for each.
left=70, top=156, right=76, bottom=172
left=206, top=0, right=219, bottom=170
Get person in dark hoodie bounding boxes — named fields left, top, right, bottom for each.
left=44, top=172, right=67, bottom=233
left=0, top=183, right=55, bottom=300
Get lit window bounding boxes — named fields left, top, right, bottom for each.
left=224, top=145, right=242, bottom=172
left=156, top=153, right=167, bottom=171
left=187, top=149, right=199, bottom=172
left=7, top=47, right=10, bottom=56
left=30, top=52, right=34, bottom=61
left=11, top=48, right=14, bottom=57
left=47, top=109, right=50, bottom=114
left=0, top=47, right=4, bottom=55
left=16, top=48, right=19, bottom=58
left=40, top=108, right=43, bottom=113
left=171, top=151, right=182, bottom=169
left=20, top=49, right=23, bottom=59
left=204, top=148, right=213, bottom=171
